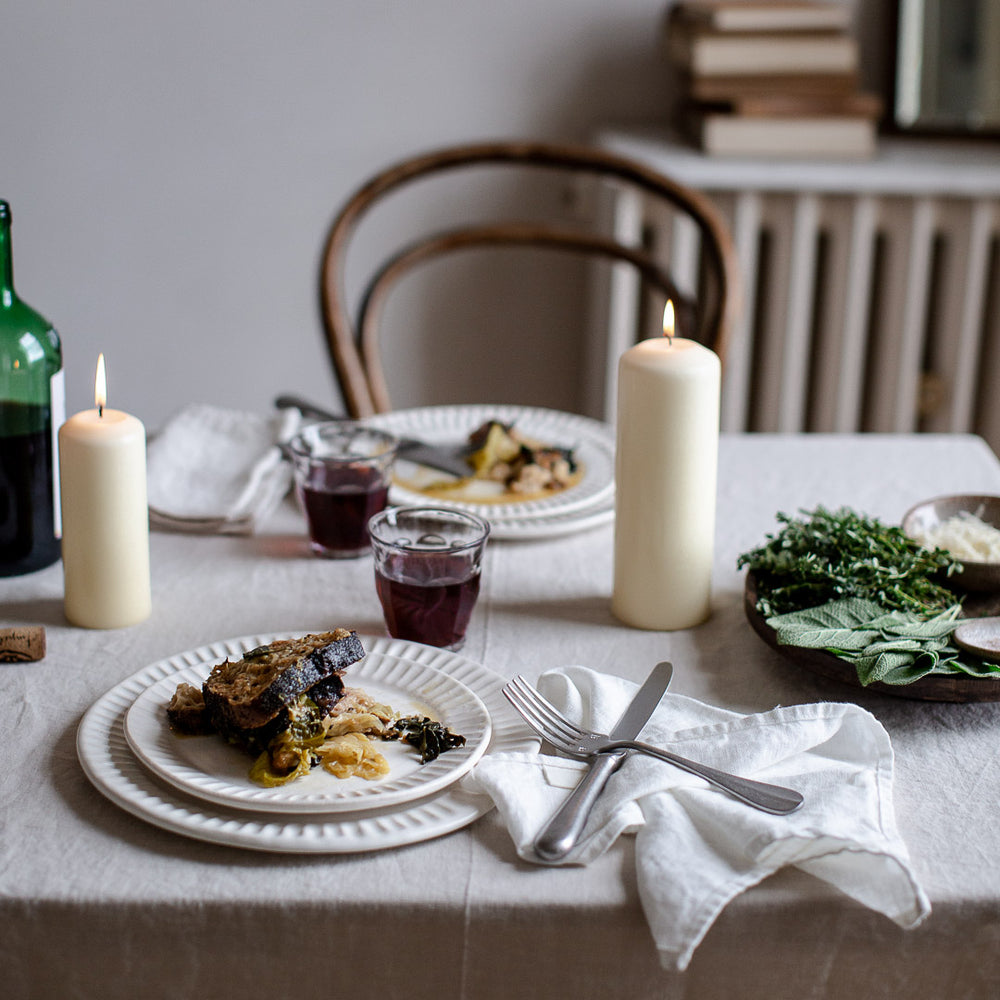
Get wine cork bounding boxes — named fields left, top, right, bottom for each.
left=0, top=626, right=46, bottom=662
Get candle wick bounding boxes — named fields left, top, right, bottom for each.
left=98, top=404, right=103, bottom=418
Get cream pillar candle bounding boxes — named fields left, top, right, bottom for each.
left=612, top=303, right=720, bottom=630
left=58, top=355, right=151, bottom=629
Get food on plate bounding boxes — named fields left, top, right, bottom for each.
left=200, top=629, right=363, bottom=740
left=739, top=506, right=1000, bottom=686
left=908, top=510, right=1000, bottom=563
left=165, top=682, right=215, bottom=735
left=466, top=420, right=577, bottom=495
left=390, top=714, right=468, bottom=763
left=166, top=630, right=466, bottom=786
left=398, top=419, right=581, bottom=502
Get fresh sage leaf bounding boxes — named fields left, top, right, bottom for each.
left=767, top=598, right=884, bottom=649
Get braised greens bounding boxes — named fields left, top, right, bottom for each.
left=245, top=700, right=467, bottom=786
left=388, top=716, right=467, bottom=763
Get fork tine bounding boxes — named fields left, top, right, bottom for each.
left=503, top=678, right=573, bottom=744
left=503, top=676, right=585, bottom=749
left=502, top=680, right=566, bottom=742
left=510, top=676, right=587, bottom=741
left=502, top=684, right=554, bottom=743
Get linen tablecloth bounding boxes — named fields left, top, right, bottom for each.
left=3, top=434, right=1000, bottom=999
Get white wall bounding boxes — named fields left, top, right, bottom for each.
left=1, top=1, right=884, bottom=429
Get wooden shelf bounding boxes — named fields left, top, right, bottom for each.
left=596, top=126, right=1000, bottom=197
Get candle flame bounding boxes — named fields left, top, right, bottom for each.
left=95, top=354, right=107, bottom=416
left=662, top=300, right=675, bottom=344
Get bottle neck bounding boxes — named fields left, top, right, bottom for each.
left=0, top=205, right=14, bottom=308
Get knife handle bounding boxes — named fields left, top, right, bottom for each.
left=273, top=395, right=345, bottom=423
left=533, top=751, right=626, bottom=862
left=605, top=740, right=803, bottom=815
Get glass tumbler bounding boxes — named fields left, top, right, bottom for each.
left=288, top=422, right=398, bottom=558
left=368, top=506, right=490, bottom=650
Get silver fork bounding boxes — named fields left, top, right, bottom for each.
left=503, top=676, right=803, bottom=815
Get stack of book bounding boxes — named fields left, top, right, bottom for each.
left=665, top=0, right=882, bottom=158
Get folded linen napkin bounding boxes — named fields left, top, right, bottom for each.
left=463, top=666, right=930, bottom=971
left=146, top=403, right=301, bottom=534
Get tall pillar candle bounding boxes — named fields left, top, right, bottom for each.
left=612, top=305, right=720, bottom=630
left=58, top=355, right=151, bottom=628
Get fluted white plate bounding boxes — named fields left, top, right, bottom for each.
left=368, top=404, right=614, bottom=522
left=77, top=635, right=537, bottom=853
left=487, top=496, right=615, bottom=540
left=123, top=639, right=492, bottom=814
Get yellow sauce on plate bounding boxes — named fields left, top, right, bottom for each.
left=393, top=465, right=584, bottom=505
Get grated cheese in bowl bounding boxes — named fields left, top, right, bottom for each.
left=912, top=510, right=1000, bottom=564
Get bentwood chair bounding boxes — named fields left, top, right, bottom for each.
left=319, top=140, right=740, bottom=419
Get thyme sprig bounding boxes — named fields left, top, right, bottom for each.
left=737, top=506, right=960, bottom=618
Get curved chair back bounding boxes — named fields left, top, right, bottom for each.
left=320, top=140, right=740, bottom=417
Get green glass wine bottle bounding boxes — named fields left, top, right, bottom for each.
left=0, top=200, right=64, bottom=576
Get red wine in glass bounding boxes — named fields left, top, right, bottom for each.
left=375, top=551, right=481, bottom=649
left=299, top=463, right=388, bottom=557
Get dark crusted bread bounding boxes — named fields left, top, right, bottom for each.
left=217, top=670, right=355, bottom=754
left=202, top=629, right=364, bottom=735
left=166, top=683, right=214, bottom=735
left=172, top=670, right=352, bottom=752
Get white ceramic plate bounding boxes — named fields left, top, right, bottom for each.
left=487, top=496, right=615, bottom=541
left=123, top=641, right=492, bottom=814
left=77, top=635, right=538, bottom=853
left=367, top=405, right=614, bottom=521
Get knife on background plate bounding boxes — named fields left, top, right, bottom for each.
left=533, top=660, right=674, bottom=862
left=274, top=394, right=473, bottom=478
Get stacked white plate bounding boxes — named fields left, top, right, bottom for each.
left=367, top=404, right=615, bottom=540
left=77, top=633, right=536, bottom=853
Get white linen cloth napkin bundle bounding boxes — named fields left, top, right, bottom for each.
left=463, top=666, right=930, bottom=971
left=146, top=403, right=301, bottom=534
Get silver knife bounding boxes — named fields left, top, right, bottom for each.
left=533, top=660, right=674, bottom=862
left=391, top=440, right=472, bottom=479
left=274, top=394, right=472, bottom=478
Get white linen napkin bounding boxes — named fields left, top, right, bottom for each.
left=463, top=666, right=930, bottom=971
left=146, top=403, right=301, bottom=534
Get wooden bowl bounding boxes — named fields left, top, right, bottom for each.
left=744, top=573, right=1000, bottom=703
left=902, top=494, right=1000, bottom=592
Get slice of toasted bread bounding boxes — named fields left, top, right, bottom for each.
left=202, top=629, right=364, bottom=736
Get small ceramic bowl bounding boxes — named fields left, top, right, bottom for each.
left=902, top=494, right=1000, bottom=592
